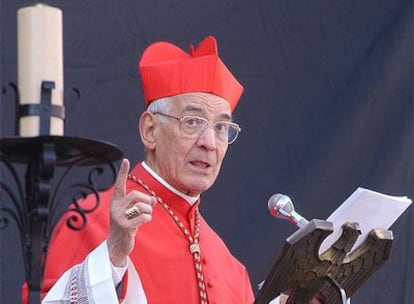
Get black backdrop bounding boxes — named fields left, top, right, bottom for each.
left=1, top=0, right=413, bottom=303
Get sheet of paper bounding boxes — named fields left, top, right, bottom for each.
left=319, top=187, right=412, bottom=254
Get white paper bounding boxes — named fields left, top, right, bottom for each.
left=319, top=187, right=412, bottom=254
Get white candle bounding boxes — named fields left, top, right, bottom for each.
left=18, top=3, right=64, bottom=137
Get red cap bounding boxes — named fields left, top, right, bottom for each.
left=139, top=36, right=243, bottom=112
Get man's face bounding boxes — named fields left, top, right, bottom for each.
left=146, top=92, right=232, bottom=196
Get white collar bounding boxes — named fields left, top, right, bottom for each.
left=141, top=161, right=200, bottom=206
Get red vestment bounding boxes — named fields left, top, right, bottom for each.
left=43, top=163, right=254, bottom=304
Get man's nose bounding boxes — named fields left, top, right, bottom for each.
left=196, top=125, right=217, bottom=149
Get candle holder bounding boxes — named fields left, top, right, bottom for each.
left=1, top=82, right=123, bottom=304
left=18, top=80, right=65, bottom=136
left=0, top=136, right=123, bottom=304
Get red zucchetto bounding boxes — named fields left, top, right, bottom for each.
left=139, top=36, right=243, bottom=112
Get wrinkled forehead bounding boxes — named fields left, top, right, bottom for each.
left=171, top=93, right=231, bottom=113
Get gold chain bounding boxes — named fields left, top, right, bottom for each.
left=128, top=174, right=208, bottom=304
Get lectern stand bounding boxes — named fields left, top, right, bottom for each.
left=254, top=219, right=393, bottom=304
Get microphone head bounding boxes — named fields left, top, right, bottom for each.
left=268, top=193, right=294, bottom=219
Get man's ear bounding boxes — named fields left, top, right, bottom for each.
left=139, top=112, right=157, bottom=150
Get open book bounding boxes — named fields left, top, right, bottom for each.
left=319, top=187, right=412, bottom=254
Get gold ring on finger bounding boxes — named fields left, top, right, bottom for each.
left=125, top=206, right=141, bottom=220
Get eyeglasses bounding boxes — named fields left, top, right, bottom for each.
left=152, top=112, right=241, bottom=144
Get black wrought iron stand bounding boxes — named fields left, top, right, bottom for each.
left=1, top=136, right=123, bottom=304
left=0, top=81, right=123, bottom=303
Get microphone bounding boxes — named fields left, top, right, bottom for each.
left=268, top=193, right=309, bottom=229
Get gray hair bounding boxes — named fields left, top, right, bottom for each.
left=147, top=97, right=173, bottom=123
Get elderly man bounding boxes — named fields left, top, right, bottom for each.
left=42, top=36, right=255, bottom=303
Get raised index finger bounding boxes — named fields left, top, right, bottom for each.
left=113, top=158, right=130, bottom=200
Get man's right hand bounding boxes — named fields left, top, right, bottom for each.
left=107, top=159, right=157, bottom=266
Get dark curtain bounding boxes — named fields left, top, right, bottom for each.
left=1, top=0, right=412, bottom=303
